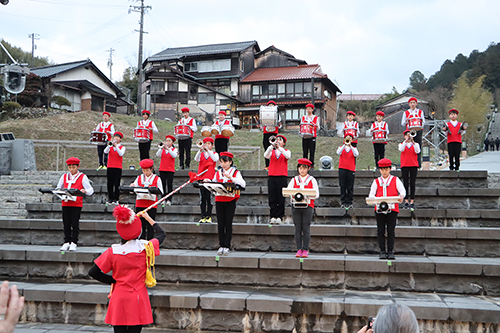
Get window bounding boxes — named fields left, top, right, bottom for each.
left=205, top=79, right=230, bottom=94
left=167, top=81, right=178, bottom=91
left=188, top=85, right=197, bottom=100
left=198, top=92, right=215, bottom=104
left=286, top=83, right=294, bottom=98
left=240, top=60, right=244, bottom=72
left=278, top=83, right=285, bottom=98
left=198, top=59, right=231, bottom=72
left=185, top=62, right=198, bottom=72
left=252, top=85, right=261, bottom=96
left=286, top=109, right=292, bottom=120
left=268, top=84, right=277, bottom=99
left=303, top=82, right=312, bottom=95
left=294, top=83, right=303, bottom=97
left=150, top=81, right=164, bottom=94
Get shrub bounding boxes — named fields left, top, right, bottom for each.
left=52, top=95, right=71, bottom=108
left=2, top=101, right=21, bottom=112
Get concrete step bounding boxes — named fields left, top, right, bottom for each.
left=1, top=245, right=500, bottom=296
left=7, top=280, right=500, bottom=331
left=24, top=203, right=500, bottom=227
left=2, top=219, right=500, bottom=257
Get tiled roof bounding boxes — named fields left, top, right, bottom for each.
left=244, top=99, right=326, bottom=107
left=338, top=94, right=383, bottom=101
left=30, top=60, right=89, bottom=78
left=148, top=41, right=258, bottom=62
left=241, top=65, right=326, bottom=82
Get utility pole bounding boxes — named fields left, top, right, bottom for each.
left=27, top=33, right=40, bottom=68
left=129, top=0, right=151, bottom=115
left=107, top=48, right=115, bottom=81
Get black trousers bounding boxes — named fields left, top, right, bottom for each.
left=268, top=176, right=287, bottom=218
left=113, top=326, right=142, bottom=333
left=292, top=206, right=313, bottom=250
left=414, top=130, right=423, bottom=168
left=339, top=168, right=355, bottom=205
left=159, top=171, right=174, bottom=198
left=178, top=138, right=192, bottom=168
left=136, top=207, right=156, bottom=240
left=302, top=137, right=316, bottom=167
left=263, top=133, right=274, bottom=167
left=106, top=167, right=122, bottom=202
left=448, top=142, right=461, bottom=171
left=485, top=142, right=489, bottom=151
left=401, top=167, right=418, bottom=200
left=373, top=143, right=386, bottom=167
left=215, top=138, right=229, bottom=154
left=216, top=200, right=236, bottom=248
left=62, top=206, right=82, bottom=244
left=491, top=144, right=495, bottom=151
left=376, top=211, right=397, bottom=252
left=138, top=140, right=151, bottom=161
left=97, top=144, right=108, bottom=166
left=199, top=187, right=213, bottom=218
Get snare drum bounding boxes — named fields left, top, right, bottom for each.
left=408, top=118, right=422, bottom=131
left=221, top=125, right=235, bottom=137
left=134, top=128, right=151, bottom=143
left=344, top=128, right=357, bottom=138
left=201, top=126, right=212, bottom=137
left=259, top=105, right=278, bottom=126
left=174, top=124, right=192, bottom=140
left=90, top=131, right=106, bottom=145
left=299, top=122, right=314, bottom=138
left=372, top=130, right=387, bottom=142
left=211, top=124, right=220, bottom=135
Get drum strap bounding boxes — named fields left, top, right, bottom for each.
left=377, top=175, right=393, bottom=197
left=65, top=172, right=82, bottom=189
left=294, top=175, right=312, bottom=189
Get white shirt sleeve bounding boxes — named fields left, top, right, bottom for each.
left=115, top=145, right=125, bottom=157
left=336, top=146, right=344, bottom=155
left=421, top=111, right=426, bottom=126
left=56, top=174, right=64, bottom=189
left=264, top=145, right=274, bottom=159
left=386, top=124, right=390, bottom=135
left=156, top=148, right=163, bottom=157
left=352, top=147, right=359, bottom=157
left=339, top=123, right=345, bottom=138
left=151, top=121, right=159, bottom=133
left=169, top=147, right=178, bottom=158
left=231, top=170, right=246, bottom=188
left=208, top=150, right=218, bottom=162
left=414, top=143, right=421, bottom=154
left=109, top=124, right=115, bottom=136
left=398, top=143, right=406, bottom=152
left=401, top=112, right=407, bottom=126
left=396, top=177, right=406, bottom=197
left=156, top=177, right=163, bottom=195
left=104, top=145, right=111, bottom=154
left=190, top=119, right=198, bottom=132
left=287, top=178, right=295, bottom=189
left=194, top=150, right=202, bottom=162
left=81, top=175, right=94, bottom=196
left=279, top=147, right=291, bottom=160
left=131, top=176, right=140, bottom=187
left=369, top=179, right=378, bottom=198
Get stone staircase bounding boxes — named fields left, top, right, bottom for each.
left=1, top=170, right=500, bottom=332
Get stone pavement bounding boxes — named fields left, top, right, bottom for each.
left=13, top=323, right=215, bottom=332
left=460, top=150, right=500, bottom=173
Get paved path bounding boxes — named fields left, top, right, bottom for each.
left=14, top=323, right=200, bottom=333
left=460, top=150, right=500, bottom=172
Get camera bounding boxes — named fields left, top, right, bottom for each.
left=367, top=316, right=375, bottom=329
left=1, top=65, right=30, bottom=94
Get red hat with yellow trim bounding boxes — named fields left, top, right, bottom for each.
left=66, top=157, right=80, bottom=165
left=139, top=159, right=154, bottom=169
left=165, top=135, right=176, bottom=142
left=297, top=158, right=312, bottom=166
left=377, top=158, right=392, bottom=168
left=113, top=205, right=142, bottom=240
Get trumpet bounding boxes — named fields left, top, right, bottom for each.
left=269, top=135, right=277, bottom=145
left=196, top=139, right=204, bottom=149
left=409, top=129, right=417, bottom=138
left=344, top=137, right=351, bottom=145
left=158, top=141, right=164, bottom=148
left=107, top=141, right=113, bottom=147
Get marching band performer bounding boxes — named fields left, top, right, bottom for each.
left=401, top=97, right=425, bottom=168
left=287, top=158, right=319, bottom=258
left=301, top=103, right=320, bottom=168
left=444, top=109, right=466, bottom=171
left=214, top=110, right=232, bottom=154
left=104, top=132, right=125, bottom=205
left=211, top=152, right=246, bottom=256
left=137, top=110, right=158, bottom=161
left=178, top=107, right=198, bottom=169
left=399, top=130, right=420, bottom=210
left=262, top=100, right=282, bottom=169
left=264, top=134, right=290, bottom=224
left=95, top=111, right=115, bottom=170
left=337, top=135, right=358, bottom=209
left=89, top=206, right=165, bottom=333
left=369, top=111, right=390, bottom=167
left=57, top=157, right=94, bottom=252
left=340, top=111, right=359, bottom=147
left=195, top=137, right=218, bottom=223
left=368, top=158, right=405, bottom=260
left=130, top=159, right=163, bottom=240
left=156, top=135, right=177, bottom=206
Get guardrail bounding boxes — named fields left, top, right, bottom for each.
left=32, top=139, right=261, bottom=171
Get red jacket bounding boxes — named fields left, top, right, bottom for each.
left=338, top=149, right=356, bottom=171
left=268, top=150, right=289, bottom=176
left=374, top=175, right=400, bottom=213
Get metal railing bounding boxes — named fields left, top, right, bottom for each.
left=32, top=139, right=261, bottom=171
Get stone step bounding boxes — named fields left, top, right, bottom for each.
left=7, top=280, right=500, bottom=331
left=2, top=219, right=500, bottom=257
left=25, top=203, right=500, bottom=227
left=1, top=245, right=500, bottom=296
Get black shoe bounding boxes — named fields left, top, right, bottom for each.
left=180, top=165, right=185, bottom=170
left=403, top=202, right=409, bottom=209
left=379, top=251, right=387, bottom=259
left=409, top=203, right=415, bottom=211
left=387, top=251, right=395, bottom=260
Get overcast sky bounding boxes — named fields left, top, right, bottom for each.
left=1, top=0, right=499, bottom=95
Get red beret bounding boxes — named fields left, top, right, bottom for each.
left=346, top=111, right=356, bottom=116
left=267, top=100, right=277, bottom=106
left=306, top=103, right=314, bottom=109
left=218, top=110, right=226, bottom=115
left=277, top=134, right=287, bottom=143
left=376, top=111, right=385, bottom=116
left=408, top=97, right=418, bottom=103
left=181, top=107, right=190, bottom=112
left=403, top=129, right=410, bottom=135
left=165, top=135, right=176, bottom=142
left=102, top=111, right=111, bottom=117
left=113, top=205, right=142, bottom=240
left=139, top=159, right=154, bottom=169
left=114, top=132, right=123, bottom=138
left=377, top=158, right=392, bottom=168
left=220, top=151, right=234, bottom=159
left=142, top=110, right=150, bottom=115
left=449, top=109, right=459, bottom=115
left=203, top=137, right=214, bottom=144
left=297, top=158, right=312, bottom=166
left=66, top=157, right=80, bottom=165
